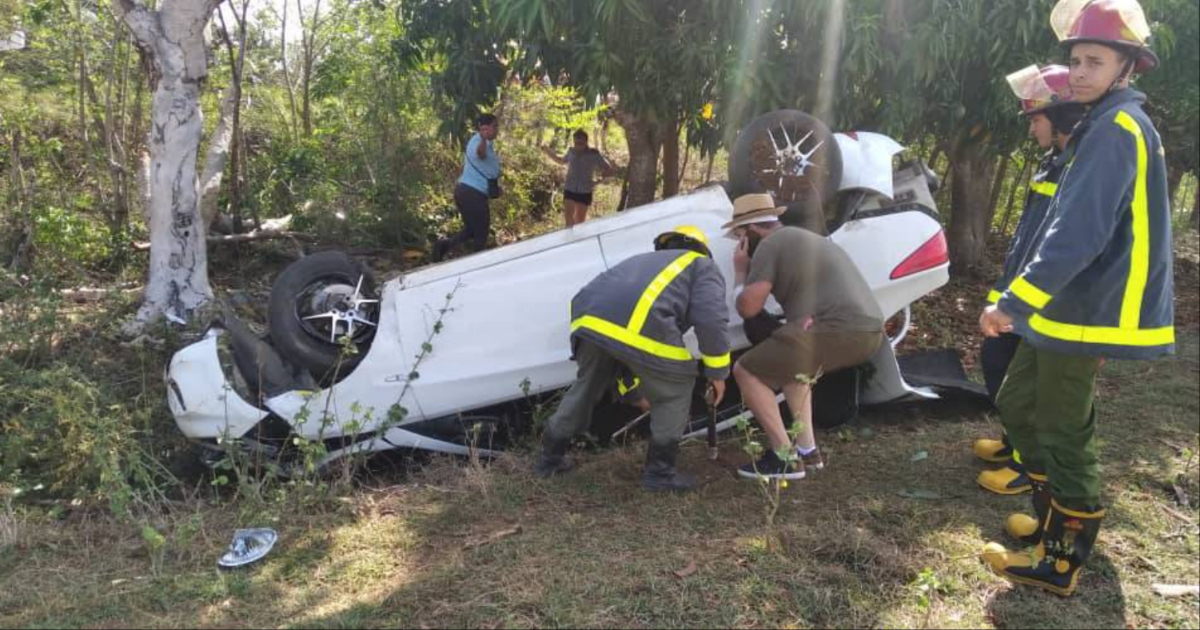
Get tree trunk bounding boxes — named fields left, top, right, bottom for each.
left=279, top=3, right=299, bottom=139
left=1167, top=166, right=1183, bottom=214
left=1191, top=178, right=1199, bottom=232
left=998, top=156, right=1033, bottom=237
left=7, top=129, right=34, bottom=272
left=662, top=116, right=680, bottom=198
left=946, top=141, right=997, bottom=278
left=704, top=151, right=715, bottom=184
left=82, top=23, right=133, bottom=256
left=217, top=2, right=250, bottom=233
left=598, top=116, right=609, bottom=154
left=297, top=0, right=323, bottom=139
left=614, top=109, right=661, bottom=209
left=678, top=140, right=691, bottom=188
left=986, top=154, right=1011, bottom=235
left=113, top=0, right=220, bottom=327
left=927, top=145, right=942, bottom=171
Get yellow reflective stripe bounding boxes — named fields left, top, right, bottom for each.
left=987, top=289, right=1003, bottom=304
left=702, top=352, right=731, bottom=369
left=1029, top=314, right=1174, bottom=347
left=571, top=315, right=693, bottom=361
left=617, top=376, right=640, bottom=396
left=1010, top=276, right=1052, bottom=310
left=1051, top=499, right=1106, bottom=519
left=1012, top=449, right=1022, bottom=465
left=1029, top=181, right=1058, bottom=197
left=1114, top=111, right=1150, bottom=329
left=627, top=251, right=702, bottom=333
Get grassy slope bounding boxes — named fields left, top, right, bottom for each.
left=2, top=327, right=1196, bottom=629
left=2, top=225, right=1196, bottom=630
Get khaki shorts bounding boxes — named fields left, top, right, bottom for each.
left=737, top=321, right=884, bottom=388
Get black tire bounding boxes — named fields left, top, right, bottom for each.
left=729, top=110, right=843, bottom=205
left=267, top=251, right=378, bottom=381
left=779, top=199, right=830, bottom=235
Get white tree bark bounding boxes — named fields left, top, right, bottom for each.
left=112, top=0, right=222, bottom=327
left=199, top=83, right=237, bottom=227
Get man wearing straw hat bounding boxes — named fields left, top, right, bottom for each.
left=724, top=193, right=885, bottom=481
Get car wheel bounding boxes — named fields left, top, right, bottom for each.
left=267, top=251, right=379, bottom=382
left=729, top=110, right=843, bottom=205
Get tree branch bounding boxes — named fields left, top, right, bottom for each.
left=133, top=230, right=315, bottom=251
left=110, top=0, right=158, bottom=48
left=199, top=81, right=237, bottom=226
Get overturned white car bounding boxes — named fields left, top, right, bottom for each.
left=166, top=112, right=952, bottom=469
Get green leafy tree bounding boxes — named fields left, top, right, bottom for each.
left=1140, top=0, right=1199, bottom=227
left=879, top=0, right=1060, bottom=277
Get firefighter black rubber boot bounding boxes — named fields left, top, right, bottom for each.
left=984, top=500, right=1104, bottom=597
left=1006, top=472, right=1052, bottom=545
left=533, top=435, right=575, bottom=478
left=641, top=441, right=696, bottom=492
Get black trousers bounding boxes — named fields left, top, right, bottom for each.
left=981, top=332, right=1021, bottom=403
left=448, top=183, right=491, bottom=252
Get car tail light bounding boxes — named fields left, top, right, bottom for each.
left=890, top=231, right=949, bottom=280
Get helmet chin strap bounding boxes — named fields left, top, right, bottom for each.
left=1105, top=54, right=1136, bottom=95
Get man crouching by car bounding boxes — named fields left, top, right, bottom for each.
left=726, top=194, right=885, bottom=481
left=534, top=225, right=731, bottom=492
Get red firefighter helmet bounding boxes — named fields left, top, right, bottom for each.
left=1052, top=0, right=1158, bottom=73
left=1006, top=64, right=1077, bottom=116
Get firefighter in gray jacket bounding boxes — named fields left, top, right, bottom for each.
left=535, top=225, right=731, bottom=492
left=981, top=0, right=1175, bottom=596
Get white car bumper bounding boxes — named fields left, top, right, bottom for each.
left=166, top=331, right=268, bottom=440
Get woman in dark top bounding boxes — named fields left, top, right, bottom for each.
left=541, top=130, right=616, bottom=227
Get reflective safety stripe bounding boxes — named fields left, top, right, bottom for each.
left=1010, top=276, right=1052, bottom=310
left=1028, top=314, right=1174, bottom=347
left=987, top=289, right=1003, bottom=304
left=702, top=352, right=731, bottom=369
left=1029, top=181, right=1058, bottom=197
left=617, top=376, right=640, bottom=396
left=627, top=251, right=702, bottom=333
left=1051, top=499, right=1107, bottom=519
left=574, top=251, right=712, bottom=364
left=1113, top=111, right=1150, bottom=330
left=570, top=315, right=693, bottom=361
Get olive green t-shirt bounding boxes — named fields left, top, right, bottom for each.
left=746, top=227, right=884, bottom=332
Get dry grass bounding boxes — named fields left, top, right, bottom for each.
left=0, top=494, right=25, bottom=552
left=1, top=331, right=1196, bottom=629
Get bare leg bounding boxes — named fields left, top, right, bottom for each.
left=734, top=362, right=789, bottom=451
left=782, top=381, right=815, bottom=451
left=563, top=198, right=576, bottom=227
left=574, top=202, right=590, bottom=225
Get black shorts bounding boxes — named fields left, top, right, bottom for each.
left=564, top=190, right=593, bottom=205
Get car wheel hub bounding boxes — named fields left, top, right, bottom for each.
left=300, top=275, right=379, bottom=344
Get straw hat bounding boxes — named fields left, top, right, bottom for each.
left=721, top=193, right=786, bottom=234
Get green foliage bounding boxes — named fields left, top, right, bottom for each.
left=880, top=0, right=1060, bottom=155
left=399, top=0, right=508, bottom=142
left=911, top=567, right=948, bottom=610
left=0, top=272, right=176, bottom=518
left=32, top=205, right=111, bottom=271
left=0, top=356, right=175, bottom=516
left=1140, top=0, right=1200, bottom=176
